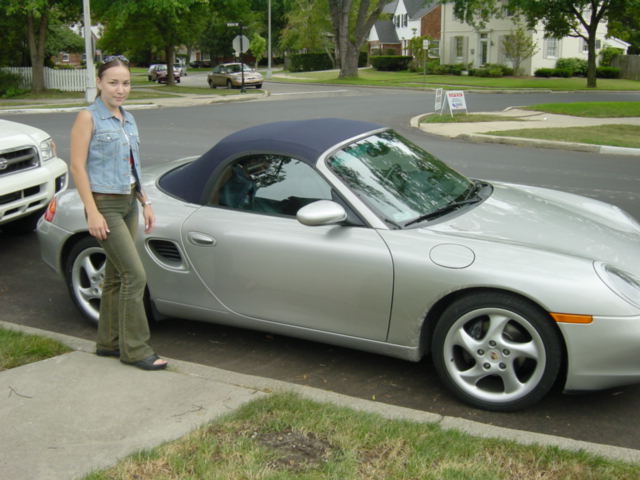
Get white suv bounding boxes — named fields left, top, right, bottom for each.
left=0, top=119, right=68, bottom=233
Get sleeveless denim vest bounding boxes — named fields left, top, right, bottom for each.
left=86, top=97, right=142, bottom=194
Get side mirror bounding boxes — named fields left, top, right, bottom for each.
left=296, top=200, right=347, bottom=226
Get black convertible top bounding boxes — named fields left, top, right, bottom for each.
left=159, top=118, right=383, bottom=204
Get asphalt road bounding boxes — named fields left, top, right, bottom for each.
left=2, top=83, right=640, bottom=451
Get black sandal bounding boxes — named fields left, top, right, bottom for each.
left=122, top=354, right=168, bottom=371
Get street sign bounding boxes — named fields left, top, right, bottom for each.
left=232, top=35, right=250, bottom=54
left=422, top=39, right=429, bottom=50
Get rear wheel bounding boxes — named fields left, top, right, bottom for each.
left=432, top=292, right=562, bottom=411
left=226, top=80, right=233, bottom=89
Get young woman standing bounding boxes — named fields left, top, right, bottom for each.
left=70, top=56, right=167, bottom=370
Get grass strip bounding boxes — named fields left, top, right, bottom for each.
left=422, top=113, right=521, bottom=123
left=524, top=102, right=640, bottom=117
left=83, top=392, right=638, bottom=480
left=486, top=124, right=640, bottom=148
left=0, top=327, right=71, bottom=371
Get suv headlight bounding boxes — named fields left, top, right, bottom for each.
left=40, top=137, right=56, bottom=161
left=595, top=262, right=640, bottom=309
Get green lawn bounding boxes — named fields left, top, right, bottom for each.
left=273, top=68, right=640, bottom=91
left=524, top=102, right=640, bottom=117
left=487, top=124, right=640, bottom=149
left=83, top=392, right=639, bottom=480
left=0, top=327, right=71, bottom=371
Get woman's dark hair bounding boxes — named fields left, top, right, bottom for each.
left=96, top=55, right=130, bottom=98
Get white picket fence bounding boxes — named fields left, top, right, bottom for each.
left=2, top=66, right=87, bottom=92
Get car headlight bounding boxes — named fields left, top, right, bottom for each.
left=595, top=262, right=640, bottom=309
left=40, top=137, right=56, bottom=162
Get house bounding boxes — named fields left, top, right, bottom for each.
left=440, top=4, right=629, bottom=74
left=369, top=1, right=629, bottom=75
left=368, top=0, right=440, bottom=56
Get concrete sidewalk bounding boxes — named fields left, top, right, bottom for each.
left=1, top=320, right=639, bottom=480
left=413, top=108, right=640, bottom=156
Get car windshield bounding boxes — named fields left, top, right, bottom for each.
left=228, top=64, right=252, bottom=73
left=327, top=130, right=476, bottom=227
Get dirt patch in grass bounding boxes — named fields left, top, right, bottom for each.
left=255, top=428, right=334, bottom=471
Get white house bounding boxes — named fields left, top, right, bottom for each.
left=440, top=4, right=629, bottom=74
left=369, top=1, right=629, bottom=75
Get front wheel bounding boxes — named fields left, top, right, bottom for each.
left=432, top=292, right=562, bottom=411
left=64, top=236, right=105, bottom=324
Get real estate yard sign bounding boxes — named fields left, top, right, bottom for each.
left=445, top=91, right=468, bottom=117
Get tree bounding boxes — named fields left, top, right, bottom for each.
left=608, top=1, right=640, bottom=54
left=327, top=0, right=394, bottom=78
left=446, top=0, right=637, bottom=88
left=250, top=34, right=267, bottom=68
left=95, top=0, right=209, bottom=86
left=502, top=23, right=538, bottom=75
left=2, top=0, right=81, bottom=93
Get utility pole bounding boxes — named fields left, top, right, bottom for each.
left=82, top=0, right=97, bottom=102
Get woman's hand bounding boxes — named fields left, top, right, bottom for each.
left=143, top=204, right=155, bottom=233
left=87, top=210, right=110, bottom=240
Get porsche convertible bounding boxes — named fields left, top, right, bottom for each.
left=37, top=118, right=640, bottom=411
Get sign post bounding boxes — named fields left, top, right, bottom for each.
left=228, top=22, right=250, bottom=93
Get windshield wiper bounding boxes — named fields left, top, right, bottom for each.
left=403, top=181, right=486, bottom=227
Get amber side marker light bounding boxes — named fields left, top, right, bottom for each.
left=551, top=313, right=593, bottom=324
left=43, top=197, right=57, bottom=222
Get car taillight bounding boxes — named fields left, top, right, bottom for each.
left=44, top=196, right=57, bottom=222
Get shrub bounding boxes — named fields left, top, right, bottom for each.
left=596, top=66, right=621, bottom=78
left=0, top=70, right=26, bottom=98
left=534, top=68, right=554, bottom=77
left=555, top=57, right=587, bottom=76
left=289, top=53, right=333, bottom=72
left=471, top=64, right=504, bottom=77
left=370, top=55, right=412, bottom=71
left=600, top=47, right=624, bottom=67
left=552, top=68, right=572, bottom=78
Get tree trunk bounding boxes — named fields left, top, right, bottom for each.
left=165, top=45, right=176, bottom=86
left=26, top=13, right=48, bottom=93
left=586, top=30, right=598, bottom=88
left=339, top=42, right=360, bottom=78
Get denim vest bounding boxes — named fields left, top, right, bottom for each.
left=86, top=97, right=142, bottom=194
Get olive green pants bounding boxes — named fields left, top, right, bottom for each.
left=94, top=191, right=154, bottom=363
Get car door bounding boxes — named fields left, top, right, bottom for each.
left=180, top=154, right=394, bottom=341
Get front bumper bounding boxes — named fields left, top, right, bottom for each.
left=0, top=157, right=68, bottom=225
left=560, top=314, right=640, bottom=391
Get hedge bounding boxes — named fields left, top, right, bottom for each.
left=370, top=55, right=412, bottom=71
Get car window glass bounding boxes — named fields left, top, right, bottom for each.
left=212, top=155, right=333, bottom=217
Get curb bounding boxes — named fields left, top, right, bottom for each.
left=2, top=319, right=639, bottom=464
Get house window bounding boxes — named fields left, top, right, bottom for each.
left=544, top=38, right=559, bottom=58
left=62, top=53, right=70, bottom=63
left=404, top=14, right=408, bottom=27
left=455, top=36, right=464, bottom=58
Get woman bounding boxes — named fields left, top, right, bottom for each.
left=70, top=56, right=167, bottom=371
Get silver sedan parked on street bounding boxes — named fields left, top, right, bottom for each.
left=37, top=118, right=640, bottom=411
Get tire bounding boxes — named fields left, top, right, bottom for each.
left=64, top=236, right=105, bottom=324
left=208, top=80, right=216, bottom=89
left=226, top=80, right=233, bottom=89
left=431, top=292, right=562, bottom=411
left=255, top=84, right=262, bottom=89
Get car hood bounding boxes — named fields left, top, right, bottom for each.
left=429, top=181, right=640, bottom=272
left=0, top=119, right=48, bottom=147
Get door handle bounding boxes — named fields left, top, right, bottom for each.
left=188, top=232, right=216, bottom=246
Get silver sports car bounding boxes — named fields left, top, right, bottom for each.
left=37, top=118, right=640, bottom=411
